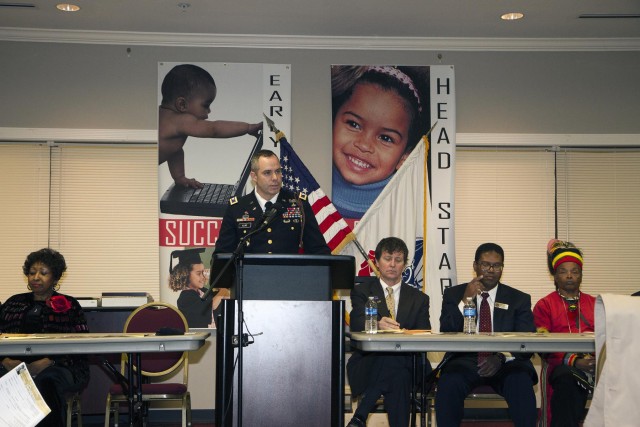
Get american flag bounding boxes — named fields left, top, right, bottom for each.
left=278, top=137, right=355, bottom=254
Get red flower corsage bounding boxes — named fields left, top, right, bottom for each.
left=46, top=295, right=72, bottom=313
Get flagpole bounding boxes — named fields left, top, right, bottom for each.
left=422, top=134, right=430, bottom=293
left=413, top=122, right=436, bottom=293
left=421, top=122, right=436, bottom=293
left=352, top=238, right=380, bottom=277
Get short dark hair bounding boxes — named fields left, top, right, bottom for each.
left=375, top=237, right=409, bottom=263
left=474, top=243, right=504, bottom=263
left=250, top=149, right=279, bottom=172
left=161, top=64, right=216, bottom=104
left=23, top=248, right=67, bottom=282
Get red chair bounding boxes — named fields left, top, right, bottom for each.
left=104, top=302, right=191, bottom=426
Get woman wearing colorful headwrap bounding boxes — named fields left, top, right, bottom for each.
left=533, top=240, right=596, bottom=427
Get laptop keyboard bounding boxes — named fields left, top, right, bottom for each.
left=190, top=183, right=236, bottom=204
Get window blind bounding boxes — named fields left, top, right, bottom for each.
left=49, top=144, right=159, bottom=300
left=2, top=142, right=638, bottom=305
left=0, top=143, right=159, bottom=302
left=454, top=148, right=557, bottom=305
left=556, top=149, right=640, bottom=298
left=0, top=144, right=51, bottom=301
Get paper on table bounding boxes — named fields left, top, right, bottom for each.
left=403, top=330, right=432, bottom=335
left=0, top=362, right=50, bottom=427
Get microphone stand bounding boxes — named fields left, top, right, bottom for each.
left=202, top=205, right=278, bottom=302
left=203, top=212, right=276, bottom=427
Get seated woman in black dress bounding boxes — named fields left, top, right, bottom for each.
left=0, top=248, right=89, bottom=426
left=169, top=248, right=229, bottom=328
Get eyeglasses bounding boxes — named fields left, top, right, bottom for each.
left=478, top=262, right=504, bottom=272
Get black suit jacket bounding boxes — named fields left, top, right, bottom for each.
left=348, top=279, right=431, bottom=396
left=440, top=282, right=537, bottom=368
left=215, top=189, right=330, bottom=255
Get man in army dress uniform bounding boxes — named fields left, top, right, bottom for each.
left=215, top=149, right=330, bottom=255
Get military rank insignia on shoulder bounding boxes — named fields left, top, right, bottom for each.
left=229, top=196, right=238, bottom=205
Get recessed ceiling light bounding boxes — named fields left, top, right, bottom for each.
left=56, top=3, right=80, bottom=12
left=501, top=12, right=524, bottom=21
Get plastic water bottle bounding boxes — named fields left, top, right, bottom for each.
left=365, top=296, right=378, bottom=334
left=463, top=296, right=476, bottom=334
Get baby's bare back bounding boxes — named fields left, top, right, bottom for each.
left=158, top=108, right=188, bottom=164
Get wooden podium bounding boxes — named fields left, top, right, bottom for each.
left=213, top=254, right=354, bottom=427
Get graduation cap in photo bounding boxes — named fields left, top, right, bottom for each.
left=169, top=248, right=206, bottom=273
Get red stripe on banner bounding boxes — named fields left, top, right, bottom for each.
left=319, top=210, right=346, bottom=234
left=310, top=196, right=331, bottom=215
left=327, top=228, right=352, bottom=250
left=159, top=218, right=221, bottom=247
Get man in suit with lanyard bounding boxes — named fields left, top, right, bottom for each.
left=435, top=242, right=538, bottom=427
left=215, top=149, right=330, bottom=255
left=346, top=237, right=431, bottom=427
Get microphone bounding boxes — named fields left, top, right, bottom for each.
left=239, top=202, right=282, bottom=249
left=255, top=202, right=280, bottom=231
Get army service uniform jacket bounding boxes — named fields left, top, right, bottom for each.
left=215, top=189, right=330, bottom=255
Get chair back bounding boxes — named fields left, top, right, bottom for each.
left=122, top=302, right=189, bottom=378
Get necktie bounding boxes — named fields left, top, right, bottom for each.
left=261, top=201, right=273, bottom=227
left=478, top=292, right=492, bottom=363
left=386, top=287, right=395, bottom=320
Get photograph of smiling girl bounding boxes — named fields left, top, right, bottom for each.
left=331, top=65, right=431, bottom=219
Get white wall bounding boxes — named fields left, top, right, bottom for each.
left=1, top=41, right=639, bottom=191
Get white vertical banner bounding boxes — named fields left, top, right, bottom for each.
left=262, top=64, right=291, bottom=151
left=427, top=65, right=456, bottom=332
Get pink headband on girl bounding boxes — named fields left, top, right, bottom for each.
left=365, top=65, right=422, bottom=113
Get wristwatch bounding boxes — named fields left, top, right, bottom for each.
left=495, top=352, right=506, bottom=364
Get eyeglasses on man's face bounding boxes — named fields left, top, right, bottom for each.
left=477, top=261, right=504, bottom=272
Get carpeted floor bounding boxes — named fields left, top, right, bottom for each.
left=84, top=411, right=517, bottom=426
left=87, top=416, right=515, bottom=426
left=89, top=423, right=514, bottom=427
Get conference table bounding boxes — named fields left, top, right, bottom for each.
left=0, top=332, right=210, bottom=426
left=349, top=331, right=595, bottom=353
left=349, top=331, right=596, bottom=427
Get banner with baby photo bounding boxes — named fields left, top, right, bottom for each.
left=157, top=62, right=291, bottom=328
left=332, top=65, right=456, bottom=332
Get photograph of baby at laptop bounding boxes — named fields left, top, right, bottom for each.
left=159, top=63, right=263, bottom=189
